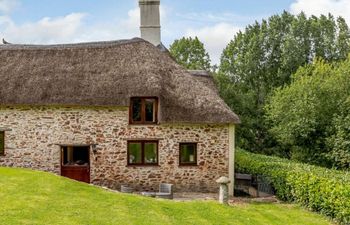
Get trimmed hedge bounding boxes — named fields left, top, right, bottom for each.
left=235, top=149, right=350, bottom=224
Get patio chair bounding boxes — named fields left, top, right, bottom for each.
left=155, top=183, right=173, bottom=199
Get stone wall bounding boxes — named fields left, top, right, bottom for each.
left=0, top=106, right=230, bottom=192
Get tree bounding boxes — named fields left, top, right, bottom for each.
left=218, top=11, right=350, bottom=155
left=169, top=37, right=211, bottom=70
left=327, top=98, right=350, bottom=169
left=265, top=58, right=350, bottom=168
left=336, top=17, right=350, bottom=60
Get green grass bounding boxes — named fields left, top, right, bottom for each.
left=0, top=167, right=332, bottom=225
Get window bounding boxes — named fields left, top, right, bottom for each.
left=0, top=131, right=4, bottom=156
left=127, top=141, right=158, bottom=165
left=61, top=146, right=90, bottom=166
left=179, top=143, right=197, bottom=166
left=130, top=97, right=158, bottom=124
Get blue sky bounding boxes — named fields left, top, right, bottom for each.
left=5, top=0, right=295, bottom=24
left=0, top=0, right=348, bottom=64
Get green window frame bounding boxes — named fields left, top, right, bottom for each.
left=179, top=143, right=197, bottom=166
left=127, top=140, right=159, bottom=166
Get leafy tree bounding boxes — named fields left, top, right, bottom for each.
left=169, top=37, right=211, bottom=70
left=218, top=11, right=350, bottom=155
left=265, top=58, right=350, bottom=168
left=337, top=17, right=350, bottom=60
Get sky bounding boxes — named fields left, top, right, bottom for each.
left=1, top=0, right=350, bottom=64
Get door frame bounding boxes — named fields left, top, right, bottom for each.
left=59, top=144, right=91, bottom=183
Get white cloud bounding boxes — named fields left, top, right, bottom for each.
left=0, top=9, right=138, bottom=44
left=290, top=0, right=350, bottom=23
left=118, top=7, right=140, bottom=38
left=2, top=13, right=87, bottom=44
left=185, top=23, right=241, bottom=65
left=0, top=1, right=236, bottom=66
left=76, top=5, right=167, bottom=42
left=0, top=0, right=19, bottom=14
left=74, top=7, right=141, bottom=42
left=0, top=4, right=170, bottom=45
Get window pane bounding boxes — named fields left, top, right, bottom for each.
left=132, top=98, right=142, bottom=122
left=145, top=99, right=156, bottom=122
left=0, top=132, right=4, bottom=155
left=180, top=144, right=196, bottom=164
left=62, top=146, right=89, bottom=166
left=62, top=147, right=69, bottom=165
left=72, top=147, right=89, bottom=165
left=128, top=143, right=142, bottom=164
left=144, top=142, right=158, bottom=164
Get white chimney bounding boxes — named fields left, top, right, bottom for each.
left=139, top=0, right=161, bottom=46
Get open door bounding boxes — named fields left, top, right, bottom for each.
left=60, top=145, right=90, bottom=183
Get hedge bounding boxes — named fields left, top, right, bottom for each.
left=235, top=149, right=350, bottom=224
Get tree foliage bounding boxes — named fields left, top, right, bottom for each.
left=327, top=99, right=350, bottom=168
left=169, top=37, right=211, bottom=70
left=265, top=58, right=350, bottom=168
left=218, top=11, right=350, bottom=154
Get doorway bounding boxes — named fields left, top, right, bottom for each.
left=60, top=145, right=90, bottom=183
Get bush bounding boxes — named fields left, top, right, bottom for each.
left=235, top=149, right=350, bottom=224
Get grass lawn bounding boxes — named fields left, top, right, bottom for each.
left=0, top=167, right=332, bottom=225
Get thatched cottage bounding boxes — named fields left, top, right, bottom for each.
left=0, top=0, right=239, bottom=194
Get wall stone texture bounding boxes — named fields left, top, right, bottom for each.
left=0, top=106, right=230, bottom=192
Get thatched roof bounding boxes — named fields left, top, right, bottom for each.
left=188, top=70, right=219, bottom=93
left=0, top=38, right=240, bottom=124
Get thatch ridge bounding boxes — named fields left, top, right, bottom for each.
left=188, top=70, right=211, bottom=77
left=0, top=38, right=143, bottom=50
left=0, top=38, right=240, bottom=124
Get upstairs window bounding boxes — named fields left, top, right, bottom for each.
left=179, top=143, right=197, bottom=166
left=0, top=131, right=4, bottom=156
left=130, top=97, right=158, bottom=124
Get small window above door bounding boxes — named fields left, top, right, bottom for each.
left=129, top=97, right=158, bottom=124
left=61, top=146, right=90, bottom=167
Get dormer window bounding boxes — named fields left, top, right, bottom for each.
left=130, top=97, right=158, bottom=124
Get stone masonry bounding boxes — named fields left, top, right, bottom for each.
left=0, top=106, right=230, bottom=192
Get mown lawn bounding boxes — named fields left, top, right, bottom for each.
left=0, top=167, right=332, bottom=225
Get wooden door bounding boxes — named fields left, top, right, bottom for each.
left=61, top=165, right=90, bottom=183
left=60, top=146, right=90, bottom=183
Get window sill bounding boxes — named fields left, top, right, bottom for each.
left=127, top=164, right=160, bottom=167
left=124, top=138, right=164, bottom=141
left=179, top=164, right=198, bottom=167
left=62, top=165, right=89, bottom=168
left=128, top=123, right=159, bottom=127
left=0, top=128, right=12, bottom=132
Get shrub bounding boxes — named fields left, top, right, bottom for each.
left=235, top=149, right=350, bottom=224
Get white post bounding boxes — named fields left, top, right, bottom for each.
left=228, top=124, right=235, bottom=196
left=216, top=176, right=230, bottom=205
